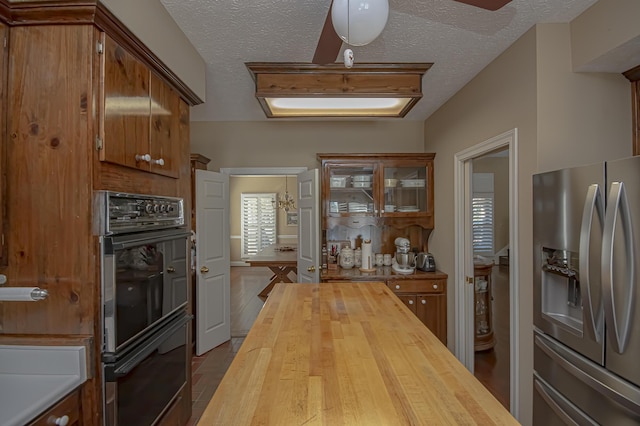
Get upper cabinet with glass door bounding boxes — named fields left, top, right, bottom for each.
left=318, top=154, right=435, bottom=229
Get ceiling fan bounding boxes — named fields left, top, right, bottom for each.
left=312, top=0, right=512, bottom=65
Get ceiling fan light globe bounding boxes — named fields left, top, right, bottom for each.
left=331, top=0, right=389, bottom=47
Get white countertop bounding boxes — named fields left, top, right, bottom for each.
left=0, top=345, right=87, bottom=426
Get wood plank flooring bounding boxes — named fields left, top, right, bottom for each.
left=474, top=265, right=511, bottom=409
left=229, top=267, right=272, bottom=336
left=188, top=266, right=511, bottom=424
left=188, top=266, right=269, bottom=425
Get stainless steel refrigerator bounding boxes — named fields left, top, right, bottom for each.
left=533, top=155, right=640, bottom=425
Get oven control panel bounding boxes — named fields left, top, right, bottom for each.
left=94, top=191, right=185, bottom=235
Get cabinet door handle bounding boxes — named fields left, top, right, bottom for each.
left=421, top=299, right=426, bottom=304
left=48, top=415, right=69, bottom=426
left=395, top=284, right=400, bottom=290
left=433, top=284, right=438, bottom=289
left=153, top=158, right=165, bottom=166
left=135, top=153, right=151, bottom=163
left=408, top=300, right=414, bottom=305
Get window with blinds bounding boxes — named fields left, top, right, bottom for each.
left=241, top=193, right=277, bottom=257
left=472, top=193, right=494, bottom=254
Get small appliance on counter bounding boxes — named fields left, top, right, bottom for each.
left=416, top=252, right=436, bottom=272
left=392, top=237, right=415, bottom=274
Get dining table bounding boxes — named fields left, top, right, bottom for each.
left=247, top=243, right=297, bottom=298
left=199, top=282, right=519, bottom=425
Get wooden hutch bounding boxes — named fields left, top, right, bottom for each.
left=317, top=153, right=448, bottom=344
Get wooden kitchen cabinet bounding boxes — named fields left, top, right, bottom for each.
left=0, top=21, right=7, bottom=266
left=317, top=153, right=435, bottom=256
left=0, top=5, right=199, bottom=425
left=388, top=278, right=447, bottom=345
left=189, top=153, right=210, bottom=344
left=28, top=388, right=81, bottom=426
left=317, top=153, right=435, bottom=230
left=322, top=270, right=447, bottom=344
left=100, top=34, right=180, bottom=178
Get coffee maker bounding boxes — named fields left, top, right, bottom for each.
left=392, top=237, right=415, bottom=274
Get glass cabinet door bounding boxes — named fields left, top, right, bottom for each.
left=327, top=164, right=376, bottom=216
left=381, top=165, right=429, bottom=216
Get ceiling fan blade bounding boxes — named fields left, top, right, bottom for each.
left=453, top=0, right=512, bottom=11
left=313, top=1, right=343, bottom=65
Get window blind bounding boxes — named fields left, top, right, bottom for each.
left=241, top=193, right=277, bottom=257
left=472, top=192, right=494, bottom=254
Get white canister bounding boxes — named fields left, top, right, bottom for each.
left=338, top=246, right=354, bottom=269
left=375, top=253, right=384, bottom=266
left=383, top=253, right=392, bottom=266
left=361, top=240, right=374, bottom=270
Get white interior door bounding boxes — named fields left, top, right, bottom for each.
left=297, top=169, right=319, bottom=283
left=463, top=160, right=476, bottom=372
left=195, top=169, right=230, bottom=356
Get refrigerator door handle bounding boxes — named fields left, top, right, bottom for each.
left=535, top=332, right=640, bottom=415
left=602, top=181, right=636, bottom=354
left=579, top=184, right=604, bottom=343
left=533, top=373, right=597, bottom=426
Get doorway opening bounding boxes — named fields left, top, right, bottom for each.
left=220, top=167, right=306, bottom=337
left=453, top=129, right=520, bottom=417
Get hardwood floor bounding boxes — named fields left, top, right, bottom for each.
left=187, top=266, right=511, bottom=424
left=474, top=265, right=511, bottom=409
left=229, top=266, right=272, bottom=336
left=187, top=266, right=268, bottom=425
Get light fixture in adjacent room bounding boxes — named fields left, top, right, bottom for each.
left=246, top=62, right=432, bottom=118
left=276, top=175, right=296, bottom=212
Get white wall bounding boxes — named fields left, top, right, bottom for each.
left=190, top=121, right=426, bottom=171
left=571, top=0, right=640, bottom=73
left=537, top=23, right=631, bottom=173
left=425, top=26, right=538, bottom=424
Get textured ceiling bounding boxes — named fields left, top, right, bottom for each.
left=160, top=0, right=598, bottom=122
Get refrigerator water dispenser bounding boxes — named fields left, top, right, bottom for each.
left=541, top=247, right=583, bottom=335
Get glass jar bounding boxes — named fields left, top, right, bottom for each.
left=354, top=247, right=362, bottom=267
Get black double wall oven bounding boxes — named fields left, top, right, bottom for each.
left=95, top=191, right=191, bottom=426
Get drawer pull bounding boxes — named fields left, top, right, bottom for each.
left=433, top=284, right=438, bottom=289
left=421, top=299, right=426, bottom=304
left=49, top=415, right=69, bottom=426
left=408, top=300, right=414, bottom=305
left=395, top=284, right=400, bottom=290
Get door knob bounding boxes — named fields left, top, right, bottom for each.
left=167, top=266, right=176, bottom=273
left=200, top=266, right=209, bottom=273
left=307, top=265, right=316, bottom=272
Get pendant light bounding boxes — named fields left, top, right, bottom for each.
left=331, top=0, right=389, bottom=46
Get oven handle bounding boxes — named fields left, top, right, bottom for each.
left=109, top=229, right=191, bottom=250
left=104, top=313, right=192, bottom=381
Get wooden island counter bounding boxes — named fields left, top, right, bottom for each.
left=199, top=282, right=518, bottom=425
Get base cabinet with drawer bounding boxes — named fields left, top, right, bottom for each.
left=388, top=278, right=447, bottom=345
left=28, top=388, right=81, bottom=426
left=321, top=270, right=447, bottom=345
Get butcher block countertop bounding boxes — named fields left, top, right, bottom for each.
left=199, top=282, right=519, bottom=425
